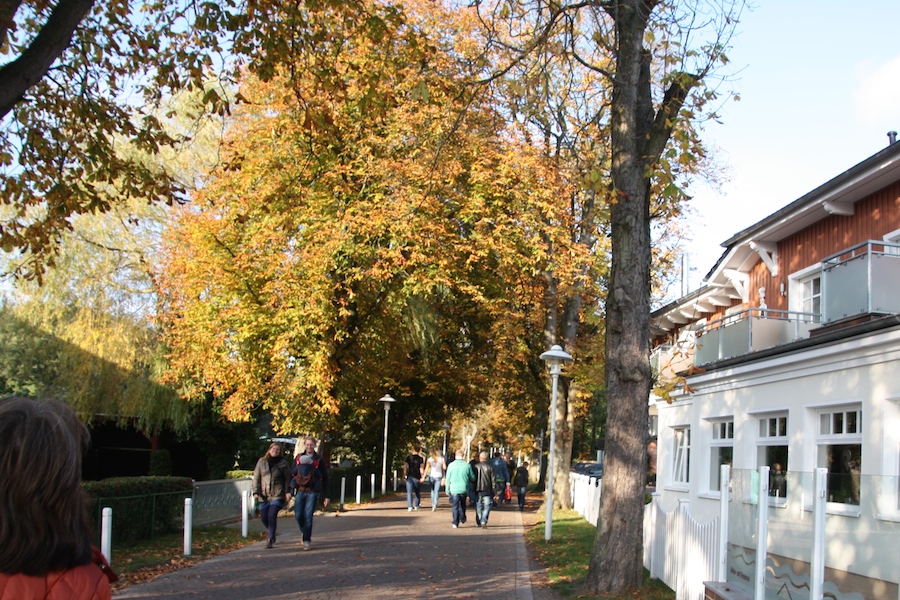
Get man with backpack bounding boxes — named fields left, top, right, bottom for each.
left=290, top=435, right=329, bottom=551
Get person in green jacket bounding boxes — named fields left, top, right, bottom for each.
left=444, top=448, right=475, bottom=528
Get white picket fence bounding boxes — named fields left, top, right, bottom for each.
left=570, top=471, right=723, bottom=600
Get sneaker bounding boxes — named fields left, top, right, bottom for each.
left=432, top=507, right=436, bottom=512
left=452, top=524, right=458, bottom=528
left=408, top=507, right=413, bottom=512
left=265, top=540, right=273, bottom=549
left=482, top=522, right=488, bottom=529
left=414, top=506, right=419, bottom=511
left=303, top=541, right=311, bottom=551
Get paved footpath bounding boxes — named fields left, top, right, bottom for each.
left=114, top=495, right=561, bottom=600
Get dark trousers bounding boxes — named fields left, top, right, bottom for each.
left=258, top=500, right=283, bottom=541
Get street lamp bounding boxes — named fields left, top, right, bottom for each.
left=379, top=394, right=396, bottom=495
left=517, top=433, right=524, bottom=465
left=441, top=423, right=451, bottom=460
left=540, top=344, right=573, bottom=541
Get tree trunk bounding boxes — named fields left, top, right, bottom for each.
left=586, top=0, right=657, bottom=593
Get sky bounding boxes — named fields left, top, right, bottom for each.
left=681, top=0, right=900, bottom=291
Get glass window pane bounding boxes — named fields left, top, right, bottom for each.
left=822, top=444, right=861, bottom=505
left=833, top=412, right=844, bottom=434
left=778, top=417, right=787, bottom=437
left=846, top=410, right=858, bottom=434
left=820, top=413, right=830, bottom=435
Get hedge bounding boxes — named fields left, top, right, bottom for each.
left=83, top=476, right=193, bottom=544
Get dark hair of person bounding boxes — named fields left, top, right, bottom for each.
left=0, top=396, right=94, bottom=575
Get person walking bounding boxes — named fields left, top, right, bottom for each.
left=426, top=447, right=446, bottom=511
left=0, top=396, right=118, bottom=599
left=514, top=461, right=529, bottom=511
left=467, top=454, right=480, bottom=508
left=290, top=436, right=330, bottom=550
left=404, top=444, right=426, bottom=511
left=473, top=451, right=495, bottom=528
left=444, top=448, right=474, bottom=528
left=488, top=452, right=510, bottom=507
left=252, top=442, right=292, bottom=549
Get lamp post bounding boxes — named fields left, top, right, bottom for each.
left=441, top=423, right=451, bottom=460
left=517, top=433, right=524, bottom=465
left=379, top=394, right=396, bottom=495
left=540, top=344, right=573, bottom=541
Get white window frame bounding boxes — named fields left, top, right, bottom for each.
left=706, top=418, right=734, bottom=496
left=788, top=264, right=822, bottom=323
left=817, top=404, right=862, bottom=515
left=757, top=412, right=789, bottom=507
left=671, top=425, right=691, bottom=488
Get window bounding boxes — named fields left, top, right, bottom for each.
left=789, top=265, right=823, bottom=324
left=817, top=406, right=862, bottom=506
left=800, top=275, right=821, bottom=320
left=673, top=426, right=691, bottom=485
left=757, top=414, right=789, bottom=499
left=709, top=419, right=734, bottom=492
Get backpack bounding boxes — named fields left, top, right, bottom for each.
left=293, top=457, right=320, bottom=490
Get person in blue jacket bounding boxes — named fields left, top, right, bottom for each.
left=290, top=435, right=330, bottom=550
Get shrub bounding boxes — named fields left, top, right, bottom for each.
left=226, top=469, right=253, bottom=479
left=83, top=476, right=193, bottom=544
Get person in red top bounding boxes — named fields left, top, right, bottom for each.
left=0, top=397, right=117, bottom=599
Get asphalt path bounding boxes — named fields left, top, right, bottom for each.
left=113, top=494, right=563, bottom=600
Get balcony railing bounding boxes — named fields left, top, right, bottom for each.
left=821, top=240, right=900, bottom=324
left=693, top=308, right=819, bottom=365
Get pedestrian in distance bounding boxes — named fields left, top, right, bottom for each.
left=0, top=396, right=118, bottom=600
left=290, top=436, right=330, bottom=551
left=426, top=447, right=446, bottom=511
left=514, top=461, right=529, bottom=511
left=444, top=448, right=475, bottom=528
left=252, top=442, right=292, bottom=549
left=504, top=453, right=517, bottom=503
left=488, top=452, right=510, bottom=507
left=404, top=443, right=426, bottom=511
left=473, top=451, right=496, bottom=528
left=467, top=453, right=480, bottom=508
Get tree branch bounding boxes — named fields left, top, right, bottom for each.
left=0, top=0, right=95, bottom=119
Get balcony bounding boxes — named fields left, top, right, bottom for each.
left=821, top=240, right=900, bottom=324
left=691, top=240, right=900, bottom=366
left=693, top=308, right=818, bottom=365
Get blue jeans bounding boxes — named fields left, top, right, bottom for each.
left=430, top=478, right=441, bottom=508
left=450, top=493, right=467, bottom=525
left=406, top=477, right=421, bottom=508
left=258, top=500, right=284, bottom=541
left=475, top=492, right=492, bottom=525
left=293, top=490, right=318, bottom=542
left=517, top=486, right=527, bottom=510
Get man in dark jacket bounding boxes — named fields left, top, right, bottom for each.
left=473, top=452, right=495, bottom=528
left=290, top=435, right=330, bottom=551
left=514, top=462, right=529, bottom=511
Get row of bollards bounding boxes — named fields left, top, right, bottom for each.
left=98, top=470, right=403, bottom=567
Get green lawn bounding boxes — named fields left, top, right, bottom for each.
left=524, top=509, right=674, bottom=599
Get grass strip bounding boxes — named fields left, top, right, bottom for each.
left=524, top=509, right=674, bottom=599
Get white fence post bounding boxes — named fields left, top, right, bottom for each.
left=100, top=507, right=112, bottom=565
left=183, top=498, right=193, bottom=556
left=718, top=464, right=731, bottom=582
left=371, top=473, right=376, bottom=500
left=340, top=476, right=346, bottom=510
left=676, top=499, right=690, bottom=600
left=810, top=467, right=827, bottom=600
left=393, top=469, right=397, bottom=491
left=241, top=490, right=249, bottom=538
left=754, top=466, right=769, bottom=600
left=356, top=475, right=362, bottom=504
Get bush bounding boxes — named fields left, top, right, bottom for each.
left=83, top=476, right=193, bottom=544
left=148, top=450, right=173, bottom=476
left=226, top=469, right=253, bottom=479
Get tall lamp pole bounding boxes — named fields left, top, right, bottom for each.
left=540, top=344, right=573, bottom=541
left=441, top=423, right=451, bottom=460
left=379, top=395, right=396, bottom=495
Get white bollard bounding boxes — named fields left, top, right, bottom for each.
left=371, top=473, right=376, bottom=500
left=393, top=470, right=398, bottom=491
left=100, top=507, right=112, bottom=566
left=241, top=490, right=249, bottom=538
left=340, top=476, right=346, bottom=510
left=183, top=498, right=193, bottom=556
left=356, top=475, right=362, bottom=505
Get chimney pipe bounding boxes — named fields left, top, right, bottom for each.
left=889, top=131, right=898, bottom=145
